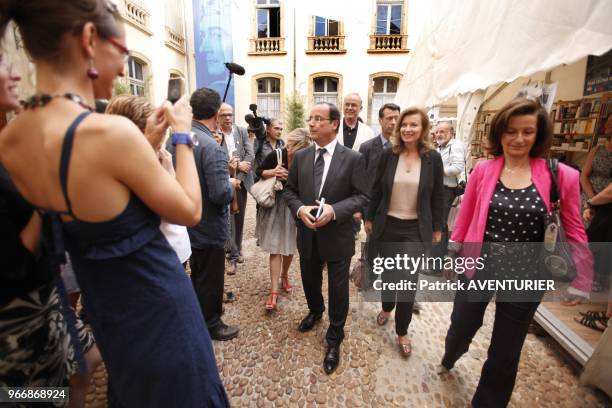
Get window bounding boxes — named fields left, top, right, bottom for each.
left=256, top=77, right=281, bottom=119
left=256, top=0, right=281, bottom=38
left=376, top=1, right=402, bottom=35
left=314, top=16, right=339, bottom=37
left=370, top=76, right=399, bottom=133
left=313, top=77, right=339, bottom=105
left=128, top=57, right=146, bottom=96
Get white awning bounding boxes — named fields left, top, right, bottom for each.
left=395, top=0, right=612, bottom=108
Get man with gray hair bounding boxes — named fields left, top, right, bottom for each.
left=218, top=103, right=254, bottom=273
left=338, top=93, right=374, bottom=151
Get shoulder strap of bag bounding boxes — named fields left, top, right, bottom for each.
left=276, top=148, right=282, bottom=166
left=547, top=158, right=560, bottom=209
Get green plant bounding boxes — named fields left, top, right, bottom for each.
left=112, top=78, right=130, bottom=96
left=285, top=91, right=306, bottom=132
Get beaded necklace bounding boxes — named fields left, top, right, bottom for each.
left=21, top=93, right=94, bottom=112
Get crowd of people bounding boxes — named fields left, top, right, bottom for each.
left=0, top=1, right=609, bottom=408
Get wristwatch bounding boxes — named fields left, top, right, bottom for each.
left=171, top=132, right=198, bottom=147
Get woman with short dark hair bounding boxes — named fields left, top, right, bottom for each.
left=439, top=98, right=593, bottom=407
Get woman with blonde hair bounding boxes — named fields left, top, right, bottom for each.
left=255, top=127, right=311, bottom=311
left=106, top=94, right=191, bottom=266
left=365, top=107, right=444, bottom=357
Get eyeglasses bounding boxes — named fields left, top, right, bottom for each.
left=106, top=37, right=130, bottom=63
left=307, top=116, right=332, bottom=123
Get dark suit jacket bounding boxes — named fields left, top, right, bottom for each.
left=282, top=143, right=369, bottom=261
left=365, top=148, right=444, bottom=243
left=358, top=135, right=389, bottom=214
left=168, top=120, right=234, bottom=249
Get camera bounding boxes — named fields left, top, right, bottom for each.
left=244, top=103, right=270, bottom=144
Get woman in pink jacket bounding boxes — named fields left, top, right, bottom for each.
left=438, top=98, right=593, bottom=407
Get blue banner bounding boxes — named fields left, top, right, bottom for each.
left=193, top=0, right=235, bottom=106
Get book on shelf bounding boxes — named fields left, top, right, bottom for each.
left=579, top=101, right=592, bottom=118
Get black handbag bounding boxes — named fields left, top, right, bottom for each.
left=448, top=142, right=467, bottom=197
left=540, top=159, right=576, bottom=282
left=350, top=241, right=369, bottom=290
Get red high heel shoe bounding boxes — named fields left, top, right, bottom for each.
left=281, top=275, right=293, bottom=293
left=265, top=292, right=278, bottom=311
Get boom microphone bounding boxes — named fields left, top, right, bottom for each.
left=225, top=62, right=245, bottom=76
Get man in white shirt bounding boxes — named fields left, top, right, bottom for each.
left=338, top=93, right=374, bottom=151
left=435, top=121, right=465, bottom=259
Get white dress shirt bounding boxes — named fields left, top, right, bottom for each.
left=438, top=138, right=466, bottom=187
left=223, top=129, right=237, bottom=157
left=296, top=138, right=339, bottom=219
left=159, top=222, right=192, bottom=264
left=313, top=138, right=338, bottom=198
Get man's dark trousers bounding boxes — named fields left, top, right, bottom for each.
left=190, top=246, right=225, bottom=331
left=300, top=235, right=350, bottom=346
left=438, top=185, right=457, bottom=255
left=228, top=184, right=248, bottom=262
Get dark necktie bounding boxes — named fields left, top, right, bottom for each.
left=314, top=147, right=326, bottom=198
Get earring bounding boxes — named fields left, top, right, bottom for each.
left=86, top=60, right=99, bottom=80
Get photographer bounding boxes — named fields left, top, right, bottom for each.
left=253, top=119, right=284, bottom=178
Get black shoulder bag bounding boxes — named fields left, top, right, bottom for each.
left=448, top=142, right=467, bottom=197
left=540, top=159, right=576, bottom=282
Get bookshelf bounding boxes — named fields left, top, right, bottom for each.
left=469, top=92, right=611, bottom=168
left=550, top=92, right=611, bottom=154
left=470, top=110, right=496, bottom=168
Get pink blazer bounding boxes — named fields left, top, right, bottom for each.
left=451, top=156, right=593, bottom=293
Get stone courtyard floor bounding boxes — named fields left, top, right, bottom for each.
left=86, top=198, right=610, bottom=407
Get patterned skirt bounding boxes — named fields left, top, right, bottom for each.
left=0, top=282, right=94, bottom=399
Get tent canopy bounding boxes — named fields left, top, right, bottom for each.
left=395, top=0, right=612, bottom=108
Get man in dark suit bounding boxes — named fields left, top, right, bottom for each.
left=358, top=103, right=400, bottom=204
left=358, top=103, right=400, bottom=286
left=218, top=103, right=254, bottom=273
left=169, top=88, right=240, bottom=341
left=283, top=102, right=368, bottom=375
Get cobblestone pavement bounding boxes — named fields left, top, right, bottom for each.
left=215, top=199, right=608, bottom=408
left=85, top=198, right=609, bottom=407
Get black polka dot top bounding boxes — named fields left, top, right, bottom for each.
left=484, top=180, right=546, bottom=243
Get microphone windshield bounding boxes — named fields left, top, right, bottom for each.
left=225, top=62, right=245, bottom=76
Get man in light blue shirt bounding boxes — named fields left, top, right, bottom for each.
left=435, top=121, right=465, bottom=258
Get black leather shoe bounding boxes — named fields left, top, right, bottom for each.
left=209, top=323, right=239, bottom=341
left=323, top=345, right=340, bottom=374
left=297, top=312, right=322, bottom=332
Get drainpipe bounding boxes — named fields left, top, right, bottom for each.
left=182, top=0, right=192, bottom=92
